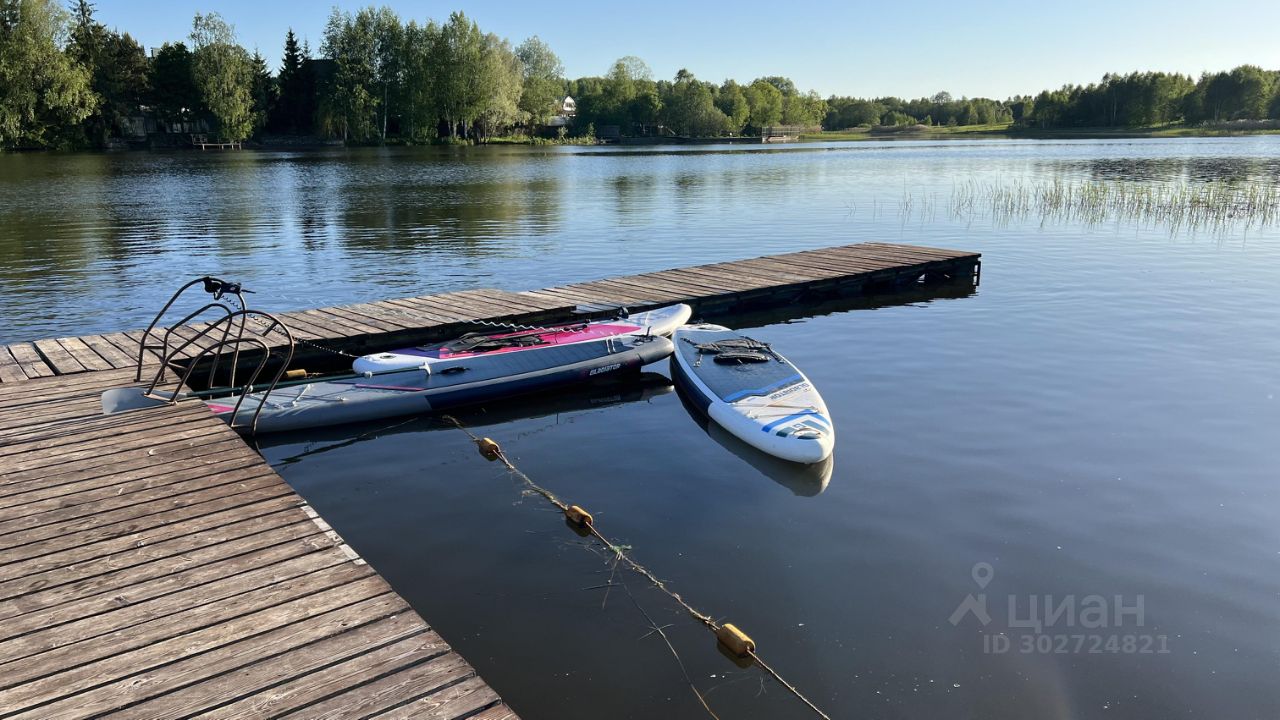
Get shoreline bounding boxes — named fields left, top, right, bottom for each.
left=4, top=124, right=1279, bottom=155
left=799, top=122, right=1280, bottom=142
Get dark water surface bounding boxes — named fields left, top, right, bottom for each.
left=5, top=138, right=1280, bottom=718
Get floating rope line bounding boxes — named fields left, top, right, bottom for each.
left=442, top=415, right=834, bottom=720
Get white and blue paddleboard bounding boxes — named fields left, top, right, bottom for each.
left=672, top=324, right=834, bottom=464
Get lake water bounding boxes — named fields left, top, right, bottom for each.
left=4, top=138, right=1280, bottom=719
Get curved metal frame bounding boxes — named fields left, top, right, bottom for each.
left=137, top=277, right=297, bottom=436
left=135, top=276, right=248, bottom=383
left=143, top=308, right=296, bottom=435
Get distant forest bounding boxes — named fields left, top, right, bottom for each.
left=2, top=0, right=1280, bottom=149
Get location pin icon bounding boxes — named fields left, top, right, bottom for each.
left=972, top=562, right=994, bottom=589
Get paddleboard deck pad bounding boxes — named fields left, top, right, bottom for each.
left=672, top=324, right=834, bottom=464
left=352, top=303, right=691, bottom=374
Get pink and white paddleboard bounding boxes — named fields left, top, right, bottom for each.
left=351, top=304, right=691, bottom=374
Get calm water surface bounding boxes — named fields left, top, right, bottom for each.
left=3, top=138, right=1280, bottom=719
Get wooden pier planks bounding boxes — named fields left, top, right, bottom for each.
left=0, top=242, right=979, bottom=384
left=0, top=371, right=518, bottom=719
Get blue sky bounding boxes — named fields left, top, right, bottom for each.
left=96, top=0, right=1280, bottom=99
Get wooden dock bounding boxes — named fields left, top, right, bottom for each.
left=190, top=134, right=242, bottom=151
left=0, top=241, right=978, bottom=717
left=0, top=241, right=980, bottom=382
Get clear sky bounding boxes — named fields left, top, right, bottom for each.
left=95, top=0, right=1280, bottom=100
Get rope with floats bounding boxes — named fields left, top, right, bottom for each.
left=442, top=415, right=834, bottom=720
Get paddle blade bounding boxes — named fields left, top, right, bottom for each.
left=101, top=387, right=172, bottom=415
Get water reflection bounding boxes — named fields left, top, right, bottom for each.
left=255, top=372, right=674, bottom=463
left=1075, top=157, right=1280, bottom=183
left=2, top=137, right=1279, bottom=345
left=675, top=388, right=834, bottom=496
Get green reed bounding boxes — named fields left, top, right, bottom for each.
left=904, top=177, right=1280, bottom=234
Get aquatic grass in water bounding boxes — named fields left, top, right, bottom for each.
left=906, top=178, right=1280, bottom=234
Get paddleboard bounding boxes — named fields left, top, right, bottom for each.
left=671, top=324, right=834, bottom=464
left=107, top=335, right=674, bottom=434
left=352, top=303, right=692, bottom=374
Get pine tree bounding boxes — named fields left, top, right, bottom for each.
left=272, top=28, right=303, bottom=132
left=250, top=50, right=275, bottom=133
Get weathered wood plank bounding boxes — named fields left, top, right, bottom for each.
left=463, top=288, right=567, bottom=314
left=0, top=494, right=301, bottom=583
left=380, top=297, right=465, bottom=324
left=0, top=348, right=27, bottom=383
left=0, top=406, right=216, bottom=459
left=52, top=337, right=113, bottom=372
left=31, top=338, right=87, bottom=375
left=370, top=675, right=502, bottom=719
left=322, top=305, right=410, bottom=333
left=297, top=309, right=379, bottom=336
left=468, top=705, right=521, bottom=720
left=0, top=436, right=251, bottom=500
left=76, top=334, right=135, bottom=368
left=276, top=652, right=474, bottom=720
left=0, top=510, right=312, bottom=606
left=0, top=479, right=290, bottom=568
left=0, top=524, right=333, bottom=634
left=0, top=454, right=267, bottom=531
left=0, top=576, right=389, bottom=710
left=0, top=547, right=351, bottom=667
left=193, top=630, right=448, bottom=719
left=5, top=342, right=55, bottom=379
left=0, top=429, right=248, bottom=487
left=0, top=469, right=281, bottom=551
left=0, top=413, right=235, bottom=472
left=562, top=280, right=672, bottom=304
left=77, top=608, right=432, bottom=720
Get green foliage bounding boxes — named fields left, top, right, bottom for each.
left=1186, top=66, right=1277, bottom=123
left=433, top=11, right=485, bottom=138
left=67, top=2, right=151, bottom=147
left=1023, top=69, right=1275, bottom=128
left=369, top=7, right=403, bottom=139
left=745, top=79, right=783, bottom=129
left=190, top=12, right=254, bottom=141
left=661, top=70, right=730, bottom=137
left=882, top=110, right=914, bottom=126
left=758, top=76, right=797, bottom=97
left=824, top=93, right=1010, bottom=130
left=271, top=29, right=313, bottom=133
left=249, top=50, right=275, bottom=132
left=781, top=91, right=826, bottom=127
left=516, top=36, right=564, bottom=127
left=148, top=42, right=199, bottom=125
left=0, top=0, right=96, bottom=148
left=515, top=35, right=562, bottom=81
left=473, top=33, right=524, bottom=142
left=715, top=80, right=749, bottom=133
left=399, top=19, right=438, bottom=140
left=318, top=7, right=379, bottom=141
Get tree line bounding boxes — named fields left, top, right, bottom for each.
left=1023, top=67, right=1280, bottom=128
left=2, top=0, right=1280, bottom=150
left=822, top=67, right=1280, bottom=131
